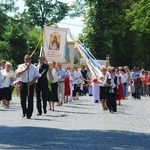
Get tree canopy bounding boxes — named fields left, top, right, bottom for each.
left=78, top=0, right=150, bottom=69
left=126, top=0, right=150, bottom=33
left=24, top=0, right=70, bottom=28
left=0, top=0, right=150, bottom=69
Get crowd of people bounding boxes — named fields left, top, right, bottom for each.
left=0, top=55, right=86, bottom=119
left=0, top=55, right=150, bottom=118
left=91, top=65, right=150, bottom=113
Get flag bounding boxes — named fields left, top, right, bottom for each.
left=43, top=26, right=68, bottom=62
left=67, top=30, right=104, bottom=80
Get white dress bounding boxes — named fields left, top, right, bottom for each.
left=91, top=77, right=100, bottom=101
left=68, top=71, right=75, bottom=101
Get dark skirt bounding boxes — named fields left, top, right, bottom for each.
left=0, top=88, right=2, bottom=100
left=100, top=86, right=107, bottom=99
left=48, top=82, right=59, bottom=102
left=2, top=87, right=12, bottom=101
left=73, top=84, right=81, bottom=96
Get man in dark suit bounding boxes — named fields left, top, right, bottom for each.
left=36, top=56, right=49, bottom=115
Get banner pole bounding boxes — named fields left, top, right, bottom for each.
left=27, top=41, right=30, bottom=96
left=67, top=30, right=96, bottom=77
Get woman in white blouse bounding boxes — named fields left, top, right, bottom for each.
left=47, top=61, right=59, bottom=111
left=1, top=62, right=15, bottom=108
left=120, top=68, right=129, bottom=99
left=0, top=71, right=4, bottom=103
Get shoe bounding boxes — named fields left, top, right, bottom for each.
left=110, top=109, right=116, bottom=113
left=94, top=100, right=98, bottom=103
left=27, top=117, right=31, bottom=119
left=57, top=103, right=62, bottom=106
left=44, top=110, right=47, bottom=114
left=22, top=114, right=26, bottom=118
left=37, top=113, right=42, bottom=116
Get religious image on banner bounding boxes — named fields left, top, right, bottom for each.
left=43, top=26, right=68, bottom=63
left=49, top=35, right=61, bottom=51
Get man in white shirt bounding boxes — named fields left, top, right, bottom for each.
left=73, top=65, right=83, bottom=100
left=57, top=63, right=67, bottom=105
left=16, top=55, right=40, bottom=119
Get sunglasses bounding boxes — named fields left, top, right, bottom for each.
left=25, top=58, right=31, bottom=60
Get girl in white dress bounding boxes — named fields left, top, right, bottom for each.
left=91, top=76, right=100, bottom=103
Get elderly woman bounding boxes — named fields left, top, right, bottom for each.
left=1, top=62, right=15, bottom=108
left=0, top=70, right=4, bottom=103
left=47, top=61, right=59, bottom=111
left=99, top=65, right=109, bottom=110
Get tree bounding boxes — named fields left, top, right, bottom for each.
left=0, top=41, right=10, bottom=60
left=24, top=0, right=70, bottom=28
left=3, top=18, right=29, bottom=67
left=0, top=9, right=8, bottom=40
left=126, top=0, right=150, bottom=33
left=78, top=0, right=150, bottom=69
left=80, top=0, right=129, bottom=60
left=0, top=0, right=16, bottom=39
left=3, top=15, right=43, bottom=67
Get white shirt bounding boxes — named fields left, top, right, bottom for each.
left=1, top=69, right=15, bottom=88
left=107, top=75, right=117, bottom=93
left=17, top=64, right=40, bottom=83
left=74, top=70, right=82, bottom=84
left=99, top=72, right=109, bottom=87
left=0, top=72, right=4, bottom=88
left=120, top=73, right=128, bottom=84
left=51, top=68, right=59, bottom=83
left=68, top=71, right=75, bottom=85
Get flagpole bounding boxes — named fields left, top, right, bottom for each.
left=68, top=30, right=104, bottom=81
left=27, top=40, right=30, bottom=96
left=67, top=30, right=96, bottom=77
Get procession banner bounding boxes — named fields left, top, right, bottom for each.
left=43, top=26, right=68, bottom=62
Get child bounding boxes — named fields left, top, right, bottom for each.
left=91, top=77, right=100, bottom=103
left=131, top=80, right=135, bottom=98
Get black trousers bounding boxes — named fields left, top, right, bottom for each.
left=107, top=93, right=117, bottom=112
left=36, top=83, right=48, bottom=114
left=20, top=83, right=34, bottom=118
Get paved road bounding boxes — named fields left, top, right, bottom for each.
left=0, top=96, right=150, bottom=150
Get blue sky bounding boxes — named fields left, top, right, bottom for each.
left=15, top=0, right=84, bottom=38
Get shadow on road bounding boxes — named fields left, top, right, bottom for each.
left=55, top=110, right=95, bottom=115
left=0, top=126, right=149, bottom=150
left=63, top=105, right=90, bottom=109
